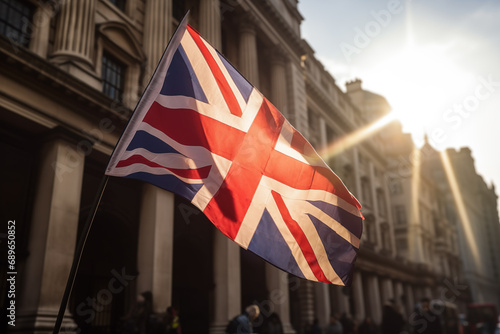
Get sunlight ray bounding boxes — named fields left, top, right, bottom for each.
left=440, top=150, right=482, bottom=267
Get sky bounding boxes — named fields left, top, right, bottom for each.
left=298, top=0, right=500, bottom=208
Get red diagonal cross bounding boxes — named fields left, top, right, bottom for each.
left=143, top=99, right=357, bottom=233
left=143, top=98, right=356, bottom=283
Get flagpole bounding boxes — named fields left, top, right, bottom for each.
left=53, top=175, right=110, bottom=334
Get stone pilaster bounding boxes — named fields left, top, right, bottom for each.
left=30, top=2, right=54, bottom=57
left=199, top=0, right=221, bottom=50
left=314, top=283, right=331, bottom=328
left=17, top=128, right=85, bottom=333
left=366, top=275, right=382, bottom=324
left=405, top=284, right=415, bottom=316
left=137, top=184, right=175, bottom=313
left=394, top=281, right=406, bottom=316
left=270, top=46, right=288, bottom=117
left=238, top=15, right=259, bottom=87
left=380, top=278, right=394, bottom=305
left=319, top=118, right=328, bottom=152
left=143, top=0, right=172, bottom=88
left=298, top=280, right=315, bottom=332
left=353, top=148, right=362, bottom=199
left=352, top=271, right=366, bottom=323
left=330, top=286, right=350, bottom=316
left=52, top=0, right=95, bottom=66
left=209, top=230, right=241, bottom=334
left=265, top=264, right=295, bottom=333
left=286, top=60, right=307, bottom=134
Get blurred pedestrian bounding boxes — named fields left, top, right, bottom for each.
left=225, top=305, right=260, bottom=334
left=162, top=306, right=181, bottom=334
left=412, top=298, right=442, bottom=334
left=382, top=300, right=405, bottom=334
left=326, top=315, right=344, bottom=334
left=261, top=312, right=283, bottom=334
left=122, top=291, right=153, bottom=334
left=358, top=317, right=378, bottom=334
left=340, top=313, right=356, bottom=334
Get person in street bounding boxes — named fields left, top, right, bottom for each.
left=162, top=306, right=181, bottom=334
left=260, top=312, right=284, bottom=334
left=358, top=316, right=378, bottom=334
left=326, top=315, right=344, bottom=334
left=121, top=291, right=154, bottom=334
left=382, top=300, right=405, bottom=334
left=226, top=304, right=260, bottom=334
left=412, top=298, right=442, bottom=334
left=340, top=313, right=356, bottom=334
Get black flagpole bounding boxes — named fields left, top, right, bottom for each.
left=51, top=11, right=191, bottom=333
left=52, top=175, right=109, bottom=334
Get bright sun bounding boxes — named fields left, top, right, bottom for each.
left=369, top=45, right=473, bottom=144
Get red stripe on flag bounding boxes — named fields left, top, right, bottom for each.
left=271, top=190, right=329, bottom=283
left=143, top=102, right=246, bottom=161
left=187, top=25, right=243, bottom=117
left=266, top=151, right=361, bottom=209
left=116, top=154, right=211, bottom=179
left=203, top=99, right=284, bottom=239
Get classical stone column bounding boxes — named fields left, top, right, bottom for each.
left=17, top=128, right=85, bottom=332
left=366, top=275, right=382, bottom=324
left=404, top=284, right=415, bottom=316
left=30, top=2, right=54, bottom=57
left=52, top=0, right=95, bottom=66
left=353, top=148, right=362, bottom=200
left=330, top=286, right=350, bottom=316
left=137, top=184, right=175, bottom=313
left=394, top=281, right=406, bottom=316
left=352, top=272, right=366, bottom=323
left=369, top=162, right=382, bottom=247
left=319, top=118, right=328, bottom=152
left=314, top=283, right=331, bottom=328
left=143, top=0, right=172, bottom=87
left=298, top=280, right=315, bottom=332
left=199, top=0, right=221, bottom=49
left=380, top=278, right=394, bottom=304
left=265, top=264, right=295, bottom=333
left=270, top=46, right=288, bottom=117
left=210, top=230, right=241, bottom=334
left=286, top=60, right=307, bottom=133
left=238, top=16, right=259, bottom=87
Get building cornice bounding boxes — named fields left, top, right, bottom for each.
left=0, top=37, right=129, bottom=147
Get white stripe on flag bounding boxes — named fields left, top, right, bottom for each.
left=283, top=197, right=343, bottom=285
left=266, top=193, right=318, bottom=282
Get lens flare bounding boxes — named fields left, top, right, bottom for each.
left=440, top=150, right=481, bottom=267
left=318, top=112, right=398, bottom=160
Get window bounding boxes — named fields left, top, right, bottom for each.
left=109, top=0, right=126, bottom=11
left=102, top=53, right=126, bottom=101
left=0, top=0, right=33, bottom=47
left=394, top=205, right=407, bottom=225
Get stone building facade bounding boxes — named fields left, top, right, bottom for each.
left=1, top=1, right=496, bottom=334
left=422, top=146, right=500, bottom=310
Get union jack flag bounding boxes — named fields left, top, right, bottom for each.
left=106, top=16, right=363, bottom=286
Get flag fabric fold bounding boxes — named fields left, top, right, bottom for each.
left=106, top=15, right=363, bottom=286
